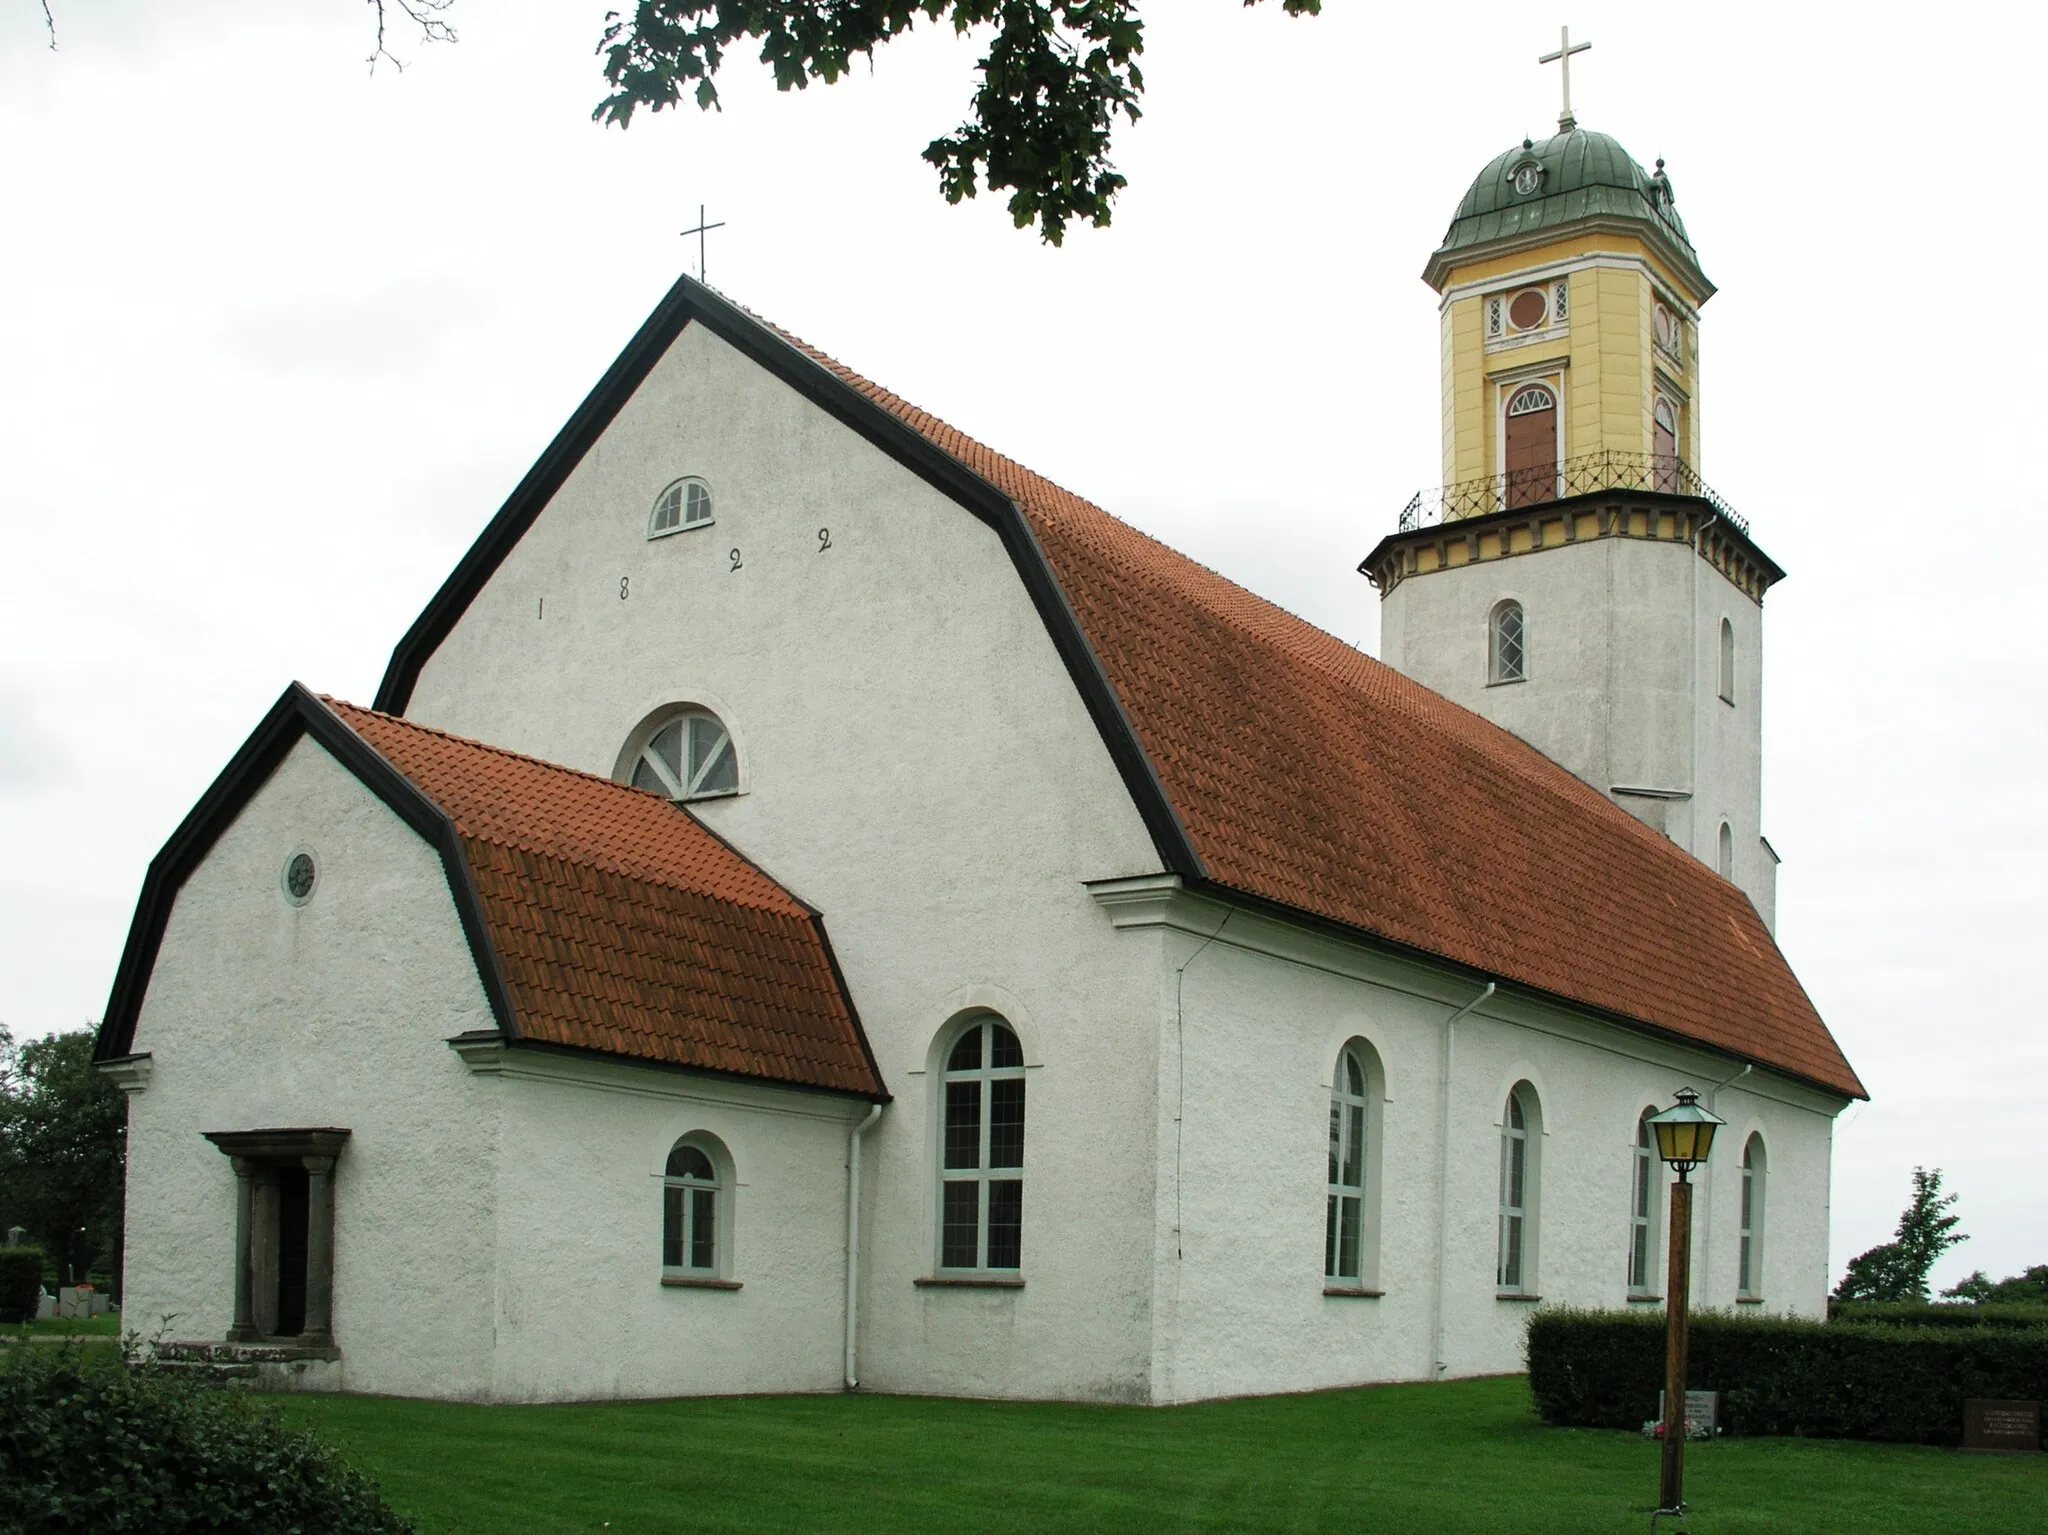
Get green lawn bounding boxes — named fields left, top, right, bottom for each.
left=270, top=1375, right=2044, bottom=1535
left=2, top=1313, right=122, bottom=1337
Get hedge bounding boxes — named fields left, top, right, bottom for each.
left=0, top=1247, right=46, bottom=1324
left=0, top=1342, right=415, bottom=1533
left=1528, top=1308, right=2048, bottom=1446
left=1828, top=1300, right=2048, bottom=1330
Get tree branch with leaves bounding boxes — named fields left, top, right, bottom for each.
left=592, top=1, right=1322, bottom=243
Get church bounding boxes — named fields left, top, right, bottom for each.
left=93, top=113, right=1863, bottom=1404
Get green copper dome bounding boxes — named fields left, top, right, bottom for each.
left=1427, top=127, right=1703, bottom=290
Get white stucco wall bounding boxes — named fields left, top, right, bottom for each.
left=477, top=1050, right=866, bottom=1402
left=404, top=321, right=1171, bottom=1402
left=1097, top=880, right=1842, bottom=1404
left=121, top=737, right=502, bottom=1398
left=1378, top=535, right=1773, bottom=923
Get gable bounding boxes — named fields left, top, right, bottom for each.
left=370, top=278, right=1862, bottom=1102
left=98, top=687, right=884, bottom=1100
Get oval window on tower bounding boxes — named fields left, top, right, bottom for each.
left=1507, top=289, right=1549, bottom=331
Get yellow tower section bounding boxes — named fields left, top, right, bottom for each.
left=1422, top=128, right=1712, bottom=508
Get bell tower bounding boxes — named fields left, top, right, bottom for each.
left=1362, top=108, right=1787, bottom=928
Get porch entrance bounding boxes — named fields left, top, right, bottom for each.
left=202, top=1128, right=349, bottom=1348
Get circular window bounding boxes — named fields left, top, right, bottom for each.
left=649, top=477, right=714, bottom=539
left=1507, top=290, right=1548, bottom=331
left=281, top=850, right=318, bottom=906
left=1511, top=162, right=1544, bottom=195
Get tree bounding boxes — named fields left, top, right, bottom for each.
left=1832, top=1166, right=1968, bottom=1304
left=368, top=1, right=1321, bottom=244
left=1941, top=1264, right=2048, bottom=1305
left=0, top=1026, right=127, bottom=1293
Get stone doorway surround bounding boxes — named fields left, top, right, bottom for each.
left=200, top=1128, right=350, bottom=1353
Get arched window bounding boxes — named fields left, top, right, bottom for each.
left=649, top=476, right=714, bottom=538
left=939, top=1016, right=1026, bottom=1273
left=1739, top=1135, right=1767, bottom=1299
left=1503, top=383, right=1558, bottom=509
left=1718, top=821, right=1735, bottom=879
left=1325, top=1044, right=1382, bottom=1289
left=1627, top=1110, right=1659, bottom=1295
left=1653, top=399, right=1679, bottom=492
left=1489, top=600, right=1527, bottom=685
left=1718, top=617, right=1735, bottom=704
left=1497, top=1083, right=1541, bottom=1294
left=629, top=709, right=738, bottom=800
left=662, top=1137, right=725, bottom=1278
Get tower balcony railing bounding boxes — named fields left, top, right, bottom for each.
left=1397, top=450, right=1749, bottom=537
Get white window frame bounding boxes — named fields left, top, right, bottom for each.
left=1497, top=1084, right=1540, bottom=1295
left=1489, top=599, right=1527, bottom=686
left=660, top=1135, right=730, bottom=1283
left=1739, top=1135, right=1766, bottom=1300
left=1627, top=1110, right=1660, bottom=1295
left=1324, top=1044, right=1382, bottom=1290
left=628, top=708, right=739, bottom=801
left=936, top=1015, right=1026, bottom=1276
left=649, top=476, right=714, bottom=539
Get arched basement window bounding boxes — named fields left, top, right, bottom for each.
left=1489, top=600, right=1527, bottom=685
left=1739, top=1135, right=1767, bottom=1299
left=1627, top=1110, right=1658, bottom=1295
left=662, top=1138, right=724, bottom=1278
left=938, top=1016, right=1026, bottom=1274
left=1325, top=1045, right=1378, bottom=1287
left=1497, top=1083, right=1540, bottom=1294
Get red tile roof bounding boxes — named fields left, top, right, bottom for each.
left=325, top=701, right=883, bottom=1097
left=777, top=333, right=1863, bottom=1100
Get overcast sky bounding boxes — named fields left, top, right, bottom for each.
left=3, top=0, right=2041, bottom=1292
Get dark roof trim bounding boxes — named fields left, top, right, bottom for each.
left=1185, top=874, right=1865, bottom=1103
left=371, top=275, right=1202, bottom=880
left=1356, top=487, right=1786, bottom=589
left=95, top=683, right=522, bottom=1062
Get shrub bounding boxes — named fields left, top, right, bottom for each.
left=0, top=1246, right=46, bottom=1323
left=1829, top=1299, right=2048, bottom=1330
left=1527, top=1307, right=2048, bottom=1446
left=0, top=1342, right=415, bottom=1533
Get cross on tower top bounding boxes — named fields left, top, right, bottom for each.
left=1538, top=26, right=1592, bottom=133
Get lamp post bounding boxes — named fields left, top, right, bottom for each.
left=1645, top=1086, right=1725, bottom=1516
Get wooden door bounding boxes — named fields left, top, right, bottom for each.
left=1504, top=385, right=1558, bottom=508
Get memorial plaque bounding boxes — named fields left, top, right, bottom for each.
left=1963, top=1399, right=2041, bottom=1455
left=1656, top=1389, right=1719, bottom=1437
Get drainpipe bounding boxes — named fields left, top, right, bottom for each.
left=1699, top=1062, right=1752, bottom=1302
left=1431, top=980, right=1496, bottom=1380
left=843, top=1103, right=883, bottom=1390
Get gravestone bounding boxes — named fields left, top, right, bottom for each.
left=35, top=1291, right=55, bottom=1320
left=1963, top=1399, right=2041, bottom=1455
left=4, top=1226, right=24, bottom=1246
left=1655, top=1389, right=1719, bottom=1437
